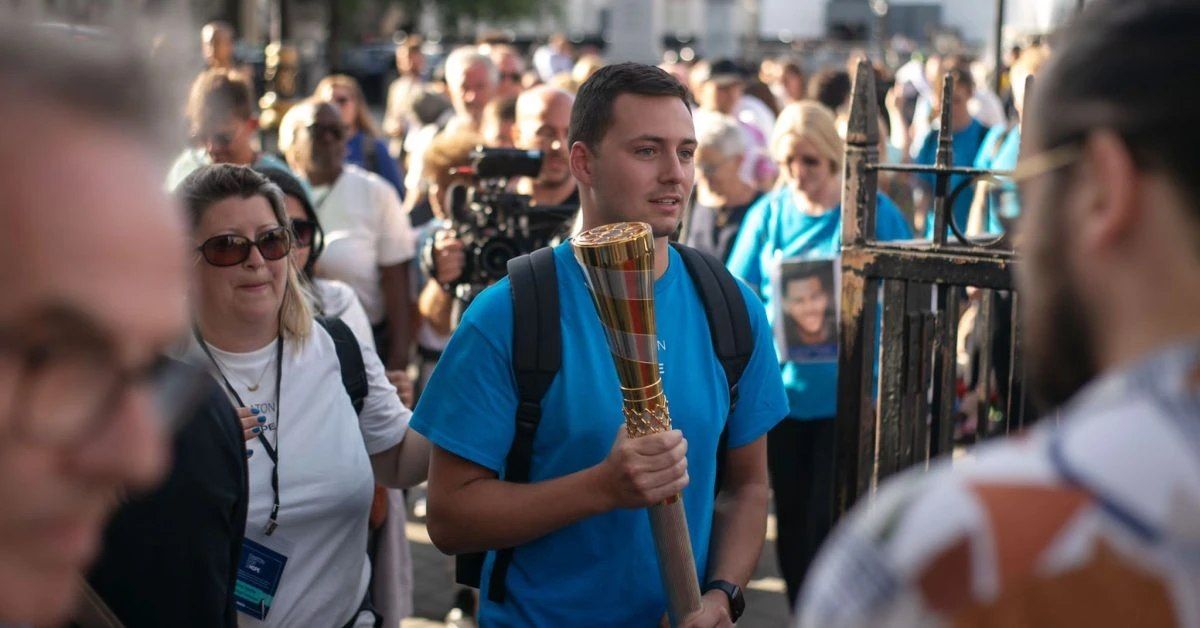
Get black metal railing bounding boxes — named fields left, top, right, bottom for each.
left=833, top=60, right=1034, bottom=517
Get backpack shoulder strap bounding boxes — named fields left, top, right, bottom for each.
left=504, top=245, right=561, bottom=482
left=316, top=316, right=368, bottom=415
left=464, top=246, right=561, bottom=603
left=671, top=242, right=754, bottom=390
left=672, top=242, right=755, bottom=493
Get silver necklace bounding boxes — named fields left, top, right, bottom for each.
left=208, top=346, right=275, bottom=392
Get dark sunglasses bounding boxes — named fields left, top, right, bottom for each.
left=501, top=72, right=522, bottom=82
left=308, top=122, right=347, bottom=141
left=196, top=226, right=292, bottom=267
left=290, top=219, right=317, bottom=248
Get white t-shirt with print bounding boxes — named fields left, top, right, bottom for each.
left=192, top=323, right=409, bottom=628
left=311, top=164, right=415, bottom=325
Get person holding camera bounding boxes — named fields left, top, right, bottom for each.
left=419, top=87, right=581, bottom=342
left=513, top=85, right=579, bottom=209
left=412, top=130, right=484, bottom=387
left=179, top=164, right=429, bottom=627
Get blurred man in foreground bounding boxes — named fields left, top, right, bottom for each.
left=0, top=24, right=187, bottom=624
left=801, top=1, right=1200, bottom=625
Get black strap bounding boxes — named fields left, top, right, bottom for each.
left=670, top=242, right=755, bottom=492
left=194, top=329, right=285, bottom=535
left=316, top=316, right=368, bottom=415
left=481, top=246, right=561, bottom=602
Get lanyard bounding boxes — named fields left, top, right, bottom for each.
left=195, top=328, right=285, bottom=536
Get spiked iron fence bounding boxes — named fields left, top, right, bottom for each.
left=833, top=60, right=1036, bottom=517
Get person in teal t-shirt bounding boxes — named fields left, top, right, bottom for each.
left=726, top=100, right=912, bottom=606
left=970, top=43, right=1052, bottom=235
left=411, top=63, right=788, bottom=627
left=913, top=65, right=989, bottom=239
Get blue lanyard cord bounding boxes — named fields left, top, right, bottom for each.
left=194, top=329, right=285, bottom=535
left=1048, top=349, right=1200, bottom=546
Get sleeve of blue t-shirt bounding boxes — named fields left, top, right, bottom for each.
left=409, top=282, right=518, bottom=472
left=725, top=192, right=774, bottom=297
left=725, top=279, right=789, bottom=448
left=914, top=131, right=938, bottom=189
left=973, top=125, right=1007, bottom=170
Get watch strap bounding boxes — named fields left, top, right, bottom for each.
left=702, top=579, right=745, bottom=622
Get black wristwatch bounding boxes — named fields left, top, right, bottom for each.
left=702, top=580, right=745, bottom=623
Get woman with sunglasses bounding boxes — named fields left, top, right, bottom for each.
left=260, top=166, right=418, bottom=624
left=178, top=164, right=428, bottom=628
left=315, top=75, right=406, bottom=200
left=724, top=100, right=913, bottom=608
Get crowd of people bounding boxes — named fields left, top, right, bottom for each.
left=1, top=0, right=1198, bottom=626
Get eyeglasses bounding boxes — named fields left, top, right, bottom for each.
left=290, top=219, right=317, bottom=248
left=308, top=122, right=347, bottom=141
left=698, top=159, right=730, bottom=176
left=501, top=72, right=523, bottom=83
left=0, top=305, right=212, bottom=446
left=988, top=142, right=1082, bottom=221
left=196, top=226, right=292, bottom=267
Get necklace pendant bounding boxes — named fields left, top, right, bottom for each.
left=247, top=384, right=260, bottom=392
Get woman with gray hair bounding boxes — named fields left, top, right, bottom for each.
left=685, top=113, right=764, bottom=262
left=178, top=164, right=429, bottom=627
left=725, top=100, right=912, bottom=607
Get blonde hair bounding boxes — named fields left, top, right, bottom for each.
left=315, top=74, right=381, bottom=139
left=179, top=164, right=314, bottom=345
left=770, top=100, right=843, bottom=175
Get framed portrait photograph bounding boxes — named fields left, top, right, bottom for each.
left=773, top=257, right=839, bottom=364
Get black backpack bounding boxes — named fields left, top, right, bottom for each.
left=456, top=242, right=756, bottom=603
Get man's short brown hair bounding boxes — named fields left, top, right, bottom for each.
left=185, top=68, right=255, bottom=133
left=567, top=62, right=690, bottom=150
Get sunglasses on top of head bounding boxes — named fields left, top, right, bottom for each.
left=196, top=226, right=292, bottom=267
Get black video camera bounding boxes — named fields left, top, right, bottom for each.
left=425, top=147, right=576, bottom=299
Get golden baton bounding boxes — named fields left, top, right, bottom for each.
left=572, top=222, right=703, bottom=624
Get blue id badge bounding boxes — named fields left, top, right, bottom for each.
left=235, top=533, right=292, bottom=621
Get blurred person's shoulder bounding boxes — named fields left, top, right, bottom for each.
left=800, top=377, right=1200, bottom=627
left=798, top=425, right=1066, bottom=626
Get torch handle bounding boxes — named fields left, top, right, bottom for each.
left=648, top=498, right=703, bottom=624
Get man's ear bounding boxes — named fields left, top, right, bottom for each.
left=569, top=141, right=594, bottom=188
left=1077, top=130, right=1140, bottom=255
left=247, top=117, right=260, bottom=132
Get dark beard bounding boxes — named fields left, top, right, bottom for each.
left=1020, top=191, right=1099, bottom=409
left=1024, top=271, right=1098, bottom=409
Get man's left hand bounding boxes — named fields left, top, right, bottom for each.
left=677, top=591, right=734, bottom=628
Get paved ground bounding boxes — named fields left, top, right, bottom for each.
left=399, top=488, right=792, bottom=627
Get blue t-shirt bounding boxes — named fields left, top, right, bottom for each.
left=726, top=188, right=912, bottom=420
left=410, top=242, right=788, bottom=627
left=973, top=124, right=1022, bottom=234
left=915, top=118, right=989, bottom=239
left=346, top=131, right=406, bottom=200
